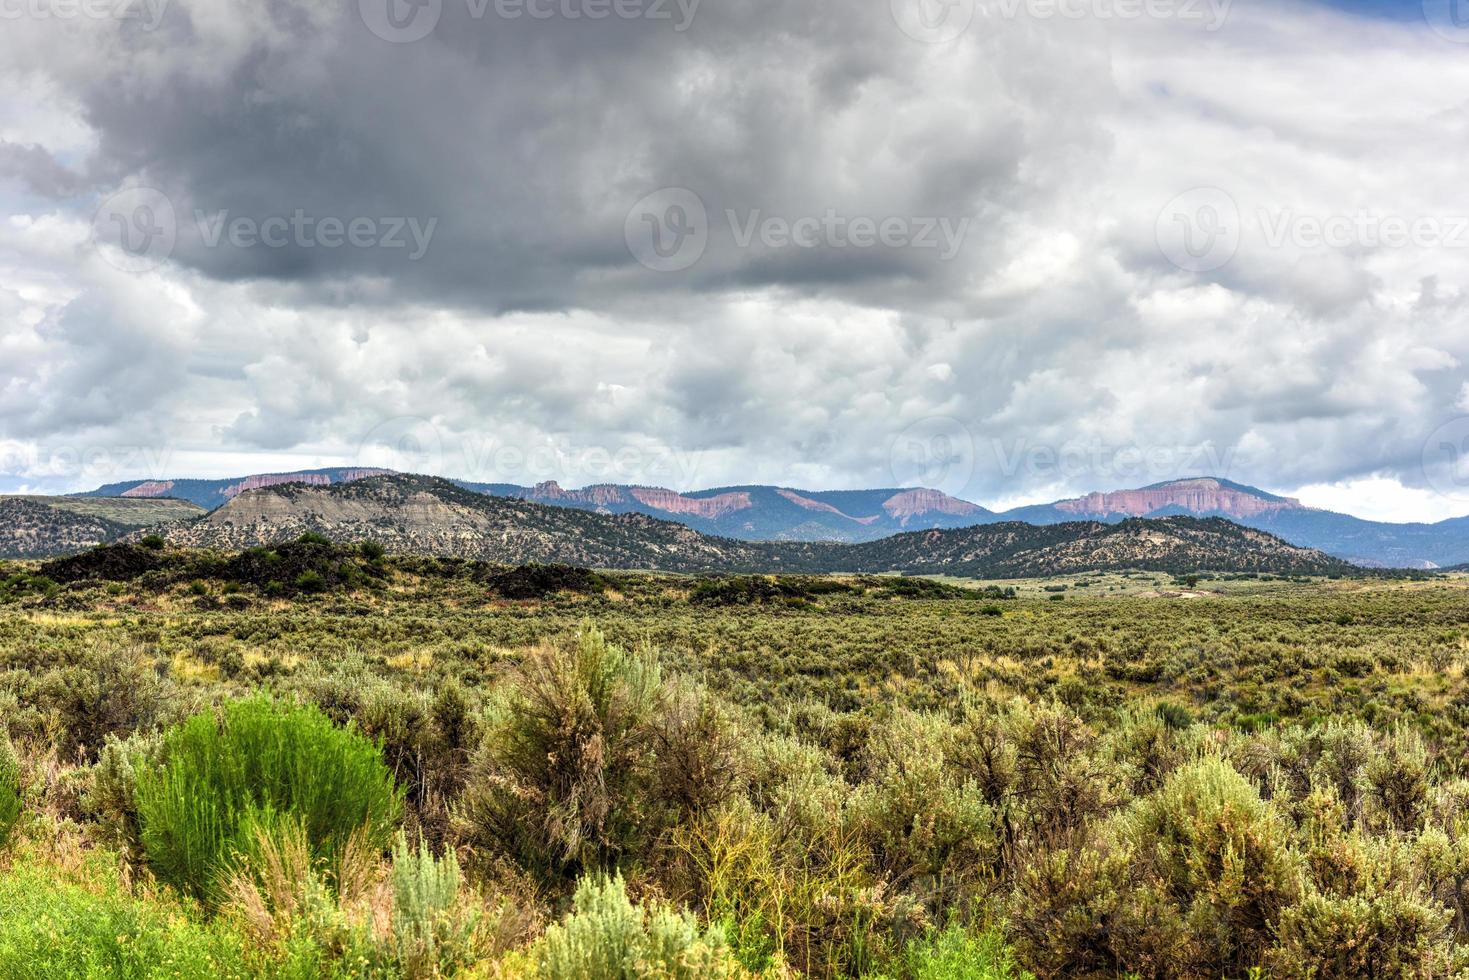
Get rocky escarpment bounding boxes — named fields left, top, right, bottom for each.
left=882, top=488, right=987, bottom=523
left=121, top=481, right=177, bottom=498
left=521, top=481, right=629, bottom=508
left=628, top=487, right=753, bottom=518
left=87, top=467, right=397, bottom=510
left=1054, top=478, right=1300, bottom=519
left=79, top=469, right=1469, bottom=566
left=221, top=468, right=392, bottom=500
left=91, top=467, right=998, bottom=543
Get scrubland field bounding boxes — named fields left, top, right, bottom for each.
left=2, top=543, right=1468, bottom=978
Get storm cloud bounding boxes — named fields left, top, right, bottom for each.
left=2, top=0, right=1468, bottom=519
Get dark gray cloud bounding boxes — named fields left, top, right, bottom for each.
left=12, top=0, right=1113, bottom=314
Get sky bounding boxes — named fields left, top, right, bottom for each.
left=2, top=0, right=1468, bottom=523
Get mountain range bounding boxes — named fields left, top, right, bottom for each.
left=137, top=474, right=1352, bottom=578
left=75, top=470, right=1469, bottom=568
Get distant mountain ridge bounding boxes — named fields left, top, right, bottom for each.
left=85, top=467, right=394, bottom=511
left=456, top=479, right=993, bottom=541
left=137, top=474, right=1351, bottom=578
left=77, top=471, right=1469, bottom=567
left=999, top=477, right=1469, bottom=569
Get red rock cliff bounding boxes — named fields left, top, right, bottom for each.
left=882, top=489, right=984, bottom=522
left=630, top=487, right=753, bottom=518
left=1055, top=478, right=1300, bottom=518
left=223, top=473, right=332, bottom=499
left=121, top=481, right=175, bottom=498
left=526, top=482, right=630, bottom=507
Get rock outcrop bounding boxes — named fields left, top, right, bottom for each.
left=628, top=487, right=753, bottom=518
left=121, top=481, right=175, bottom=498
left=1054, top=478, right=1300, bottom=519
left=882, top=488, right=987, bottom=523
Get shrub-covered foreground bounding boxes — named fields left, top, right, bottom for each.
left=4, top=561, right=1469, bottom=976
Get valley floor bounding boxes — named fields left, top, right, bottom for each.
left=2, top=553, right=1468, bottom=977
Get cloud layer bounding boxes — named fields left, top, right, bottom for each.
left=2, top=0, right=1468, bottom=519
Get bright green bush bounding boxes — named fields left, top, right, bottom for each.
left=890, top=922, right=1033, bottom=980
left=136, top=696, right=403, bottom=901
left=0, top=736, right=20, bottom=849
left=0, top=854, right=251, bottom=979
left=534, top=873, right=743, bottom=979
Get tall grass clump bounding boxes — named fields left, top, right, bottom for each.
left=885, top=922, right=1033, bottom=980
left=534, top=873, right=744, bottom=979
left=0, top=735, right=21, bottom=849
left=136, top=696, right=403, bottom=901
left=0, top=851, right=251, bottom=979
